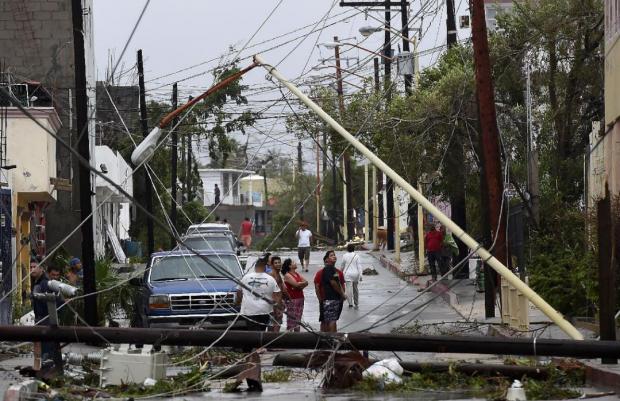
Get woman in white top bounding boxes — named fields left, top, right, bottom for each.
left=340, top=243, right=363, bottom=309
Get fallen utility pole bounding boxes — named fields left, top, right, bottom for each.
left=0, top=326, right=616, bottom=357
left=253, top=54, right=583, bottom=340
left=273, top=353, right=551, bottom=379
left=71, top=0, right=97, bottom=326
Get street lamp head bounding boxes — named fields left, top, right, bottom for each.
left=358, top=25, right=383, bottom=37
left=319, top=42, right=340, bottom=49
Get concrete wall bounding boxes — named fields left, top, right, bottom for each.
left=0, top=0, right=96, bottom=256
left=605, top=0, right=620, bottom=127
left=95, top=82, right=140, bottom=146
left=199, top=169, right=252, bottom=206
left=603, top=0, right=620, bottom=197
left=94, top=146, right=132, bottom=258
left=5, top=108, right=59, bottom=200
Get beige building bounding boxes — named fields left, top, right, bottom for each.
left=2, top=107, right=60, bottom=303
left=590, top=0, right=620, bottom=202
left=604, top=0, right=620, bottom=196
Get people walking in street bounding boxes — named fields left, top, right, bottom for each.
left=295, top=221, right=312, bottom=272
left=281, top=258, right=307, bottom=331
left=236, top=255, right=280, bottom=392
left=315, top=250, right=346, bottom=332
left=268, top=255, right=288, bottom=332
left=341, top=244, right=363, bottom=309
left=314, top=251, right=345, bottom=332
left=424, top=224, right=444, bottom=283
left=239, top=217, right=253, bottom=249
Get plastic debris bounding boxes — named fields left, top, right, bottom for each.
left=506, top=379, right=527, bottom=401
left=143, top=378, right=157, bottom=387
left=362, top=358, right=403, bottom=384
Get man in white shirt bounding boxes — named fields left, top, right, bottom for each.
left=341, top=243, right=363, bottom=309
left=235, top=256, right=280, bottom=392
left=237, top=256, right=281, bottom=331
left=295, top=222, right=313, bottom=272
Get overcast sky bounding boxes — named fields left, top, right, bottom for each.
left=93, top=0, right=471, bottom=168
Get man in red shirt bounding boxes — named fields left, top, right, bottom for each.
left=239, top=217, right=253, bottom=249
left=424, top=224, right=444, bottom=282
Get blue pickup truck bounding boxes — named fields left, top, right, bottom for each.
left=130, top=250, right=244, bottom=329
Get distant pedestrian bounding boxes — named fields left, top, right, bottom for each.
left=223, top=218, right=231, bottom=231
left=407, top=200, right=418, bottom=245
left=341, top=244, right=362, bottom=309
left=424, top=224, right=444, bottom=283
left=282, top=258, right=308, bottom=331
left=214, top=183, right=221, bottom=205
left=239, top=217, right=253, bottom=249
left=295, top=221, right=313, bottom=272
left=268, top=256, right=288, bottom=332
left=315, top=250, right=346, bottom=332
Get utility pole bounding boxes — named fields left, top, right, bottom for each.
left=332, top=149, right=338, bottom=241
left=364, top=163, right=369, bottom=243
left=186, top=96, right=193, bottom=202
left=372, top=166, right=378, bottom=248
left=71, top=0, right=97, bottom=326
left=373, top=58, right=384, bottom=235
left=400, top=0, right=412, bottom=94
left=446, top=0, right=458, bottom=47
left=597, top=185, right=617, bottom=364
left=384, top=4, right=395, bottom=250
left=169, top=83, right=178, bottom=249
left=333, top=36, right=354, bottom=240
left=316, top=137, right=321, bottom=237
left=471, top=0, right=507, bottom=316
left=525, top=61, right=540, bottom=226
left=137, top=49, right=154, bottom=257
left=298, top=141, right=304, bottom=220
left=262, top=168, right=269, bottom=206
left=445, top=0, right=469, bottom=279
left=373, top=58, right=380, bottom=93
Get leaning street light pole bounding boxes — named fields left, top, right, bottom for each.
left=254, top=54, right=584, bottom=341
left=131, top=62, right=258, bottom=166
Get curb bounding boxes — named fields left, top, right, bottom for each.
left=374, top=254, right=459, bottom=307
left=582, top=361, right=620, bottom=393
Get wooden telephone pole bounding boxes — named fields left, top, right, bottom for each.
left=71, top=0, right=97, bottom=326
left=471, top=0, right=507, bottom=317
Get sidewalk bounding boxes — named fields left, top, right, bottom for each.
left=369, top=247, right=620, bottom=393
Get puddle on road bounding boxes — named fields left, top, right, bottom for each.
left=166, top=379, right=479, bottom=401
